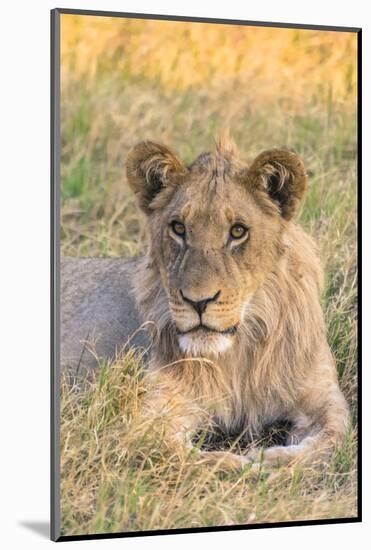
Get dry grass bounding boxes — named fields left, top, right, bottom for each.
left=59, top=15, right=358, bottom=536
left=61, top=15, right=356, bottom=98
left=60, top=355, right=357, bottom=536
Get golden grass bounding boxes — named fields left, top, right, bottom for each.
left=59, top=15, right=358, bottom=536
left=61, top=355, right=357, bottom=536
left=61, top=15, right=357, bottom=104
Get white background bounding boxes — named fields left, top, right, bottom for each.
left=0, top=0, right=368, bottom=548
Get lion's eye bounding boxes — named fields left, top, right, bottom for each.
left=171, top=221, right=186, bottom=237
left=230, top=224, right=248, bottom=240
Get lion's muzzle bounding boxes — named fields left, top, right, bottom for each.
left=171, top=289, right=241, bottom=356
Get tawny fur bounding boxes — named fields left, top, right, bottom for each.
left=126, top=133, right=349, bottom=469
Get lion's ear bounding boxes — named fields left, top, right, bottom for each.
left=248, top=149, right=308, bottom=220
left=126, top=141, right=187, bottom=213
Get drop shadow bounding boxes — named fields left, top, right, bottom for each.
left=18, top=521, right=50, bottom=539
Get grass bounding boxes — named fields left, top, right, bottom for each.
left=60, top=356, right=357, bottom=536
left=59, top=18, right=358, bottom=536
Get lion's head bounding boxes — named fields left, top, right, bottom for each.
left=126, top=134, right=308, bottom=357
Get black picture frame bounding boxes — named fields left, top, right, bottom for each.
left=51, top=8, right=362, bottom=542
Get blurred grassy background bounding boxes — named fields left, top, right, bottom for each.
left=60, top=15, right=357, bottom=258
left=60, top=14, right=358, bottom=535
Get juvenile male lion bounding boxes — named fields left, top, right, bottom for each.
left=123, top=134, right=349, bottom=469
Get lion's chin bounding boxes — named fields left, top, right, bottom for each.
left=178, top=332, right=233, bottom=357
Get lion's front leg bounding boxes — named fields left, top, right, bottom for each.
left=246, top=378, right=350, bottom=467
left=246, top=431, right=323, bottom=467
left=141, top=370, right=250, bottom=471
left=140, top=373, right=200, bottom=455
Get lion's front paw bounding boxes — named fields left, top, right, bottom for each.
left=245, top=444, right=307, bottom=467
left=244, top=447, right=262, bottom=462
left=245, top=446, right=291, bottom=468
left=197, top=450, right=255, bottom=471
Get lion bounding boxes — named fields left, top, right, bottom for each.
left=123, top=133, right=349, bottom=469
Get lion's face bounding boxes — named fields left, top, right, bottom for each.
left=127, top=136, right=307, bottom=357
left=149, top=166, right=283, bottom=356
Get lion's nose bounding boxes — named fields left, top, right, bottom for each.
left=180, top=289, right=221, bottom=317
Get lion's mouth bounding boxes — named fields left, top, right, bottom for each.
left=176, top=323, right=238, bottom=336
